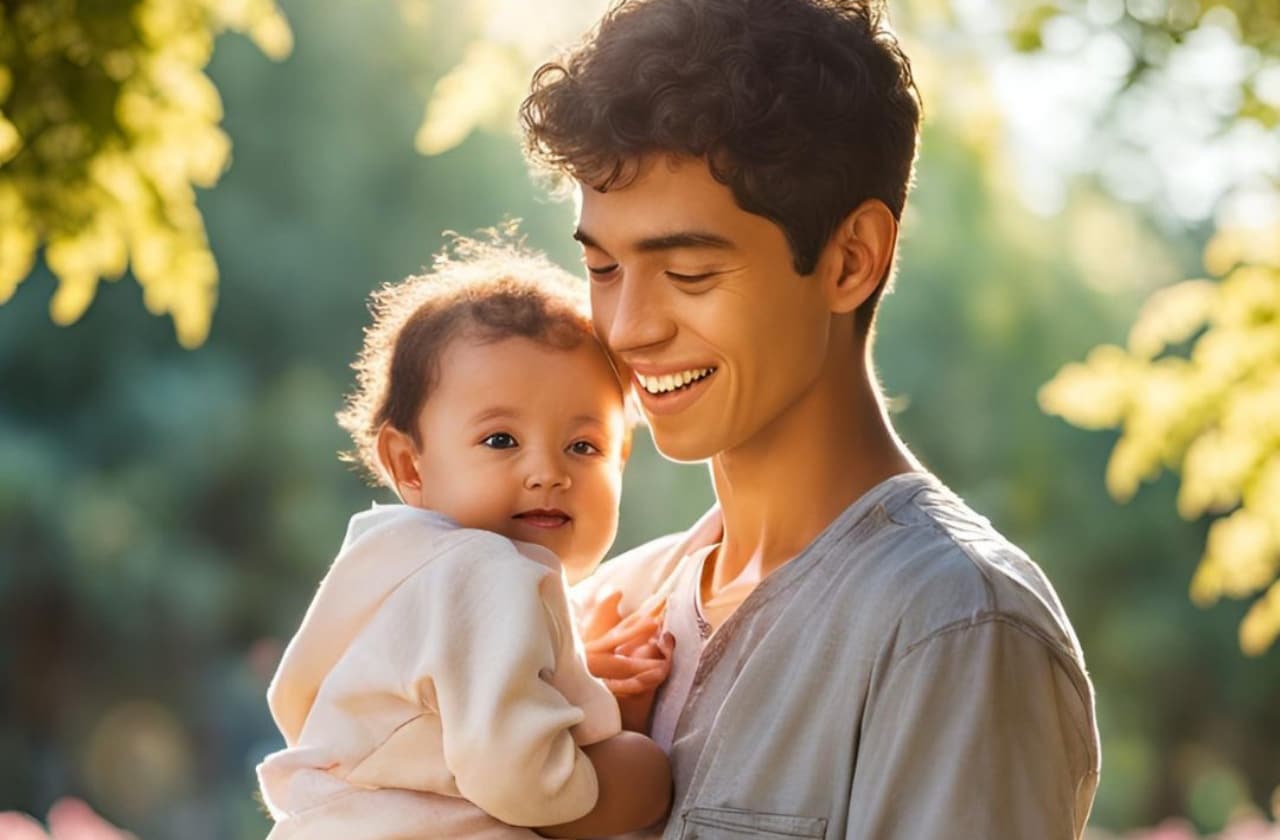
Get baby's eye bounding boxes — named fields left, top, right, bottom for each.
left=482, top=433, right=518, bottom=449
left=568, top=440, right=601, bottom=456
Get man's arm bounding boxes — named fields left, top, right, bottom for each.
left=535, top=731, right=672, bottom=838
left=846, top=616, right=1100, bottom=840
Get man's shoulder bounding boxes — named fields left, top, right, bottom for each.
left=841, top=478, right=1084, bottom=665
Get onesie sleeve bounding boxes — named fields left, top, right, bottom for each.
left=422, top=532, right=602, bottom=828
left=541, top=569, right=622, bottom=747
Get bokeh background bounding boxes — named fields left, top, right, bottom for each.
left=2, top=1, right=1279, bottom=838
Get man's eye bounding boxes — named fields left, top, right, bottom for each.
left=481, top=433, right=518, bottom=449
left=568, top=440, right=601, bottom=456
left=666, top=270, right=716, bottom=282
left=587, top=264, right=619, bottom=279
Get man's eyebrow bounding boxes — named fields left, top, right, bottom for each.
left=573, top=228, right=738, bottom=254
left=572, top=228, right=602, bottom=249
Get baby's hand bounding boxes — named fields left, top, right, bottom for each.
left=613, top=632, right=674, bottom=733
left=580, top=591, right=663, bottom=649
left=581, top=592, right=675, bottom=730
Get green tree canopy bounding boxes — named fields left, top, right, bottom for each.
left=1024, top=0, right=1280, bottom=654
left=0, top=0, right=291, bottom=347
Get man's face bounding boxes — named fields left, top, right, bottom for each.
left=576, top=155, right=833, bottom=463
left=412, top=334, right=627, bottom=582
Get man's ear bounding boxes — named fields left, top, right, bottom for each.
left=822, top=198, right=898, bottom=315
left=376, top=423, right=424, bottom=505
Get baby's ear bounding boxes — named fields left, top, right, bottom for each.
left=375, top=423, right=423, bottom=505
left=619, top=425, right=634, bottom=464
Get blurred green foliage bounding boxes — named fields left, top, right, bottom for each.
left=1025, top=0, right=1280, bottom=655
left=0, top=0, right=291, bottom=347
left=1041, top=251, right=1280, bottom=655
left=1008, top=0, right=1279, bottom=132
left=0, top=1, right=1278, bottom=839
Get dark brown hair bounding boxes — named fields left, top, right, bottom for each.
left=337, top=233, right=598, bottom=486
left=520, top=0, right=922, bottom=332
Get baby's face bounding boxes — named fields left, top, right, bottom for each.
left=411, top=334, right=627, bottom=582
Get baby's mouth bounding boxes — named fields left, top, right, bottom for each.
left=512, top=508, right=572, bottom=529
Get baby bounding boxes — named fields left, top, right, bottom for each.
left=256, top=236, right=671, bottom=839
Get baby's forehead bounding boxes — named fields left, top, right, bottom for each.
left=442, top=334, right=626, bottom=419
left=447, top=328, right=619, bottom=384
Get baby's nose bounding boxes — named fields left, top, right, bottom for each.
left=523, top=458, right=571, bottom=490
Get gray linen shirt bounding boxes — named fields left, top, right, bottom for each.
left=573, top=472, right=1100, bottom=840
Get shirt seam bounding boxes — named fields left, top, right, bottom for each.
left=895, top=611, right=1100, bottom=773
left=884, top=487, right=1097, bottom=770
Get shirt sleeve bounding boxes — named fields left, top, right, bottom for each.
left=424, top=533, right=602, bottom=828
left=846, top=615, right=1100, bottom=840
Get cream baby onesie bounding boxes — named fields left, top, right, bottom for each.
left=257, top=504, right=621, bottom=839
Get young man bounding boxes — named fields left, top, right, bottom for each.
left=521, top=0, right=1100, bottom=838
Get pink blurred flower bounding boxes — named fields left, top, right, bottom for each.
left=0, top=799, right=134, bottom=840
left=1217, top=817, right=1280, bottom=839
left=0, top=811, right=51, bottom=840
left=1129, top=818, right=1201, bottom=840
left=1111, top=814, right=1280, bottom=840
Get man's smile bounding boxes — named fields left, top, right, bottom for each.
left=630, top=366, right=718, bottom=416
left=634, top=367, right=716, bottom=395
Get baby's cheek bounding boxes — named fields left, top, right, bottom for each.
left=576, top=495, right=621, bottom=573
left=448, top=488, right=515, bottom=534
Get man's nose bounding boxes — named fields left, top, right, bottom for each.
left=594, top=273, right=675, bottom=354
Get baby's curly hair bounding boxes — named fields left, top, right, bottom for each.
left=520, top=0, right=922, bottom=334
left=337, top=231, right=596, bottom=486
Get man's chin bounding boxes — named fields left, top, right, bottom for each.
left=647, top=427, right=719, bottom=465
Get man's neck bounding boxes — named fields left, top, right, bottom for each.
left=706, top=337, right=918, bottom=595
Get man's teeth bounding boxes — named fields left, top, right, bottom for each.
left=636, top=368, right=715, bottom=395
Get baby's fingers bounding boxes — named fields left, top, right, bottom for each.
left=618, top=638, right=662, bottom=656
left=579, top=590, right=623, bottom=643
left=635, top=652, right=672, bottom=684
left=584, top=615, right=659, bottom=654
left=586, top=650, right=660, bottom=680
left=606, top=665, right=669, bottom=697
left=619, top=629, right=676, bottom=658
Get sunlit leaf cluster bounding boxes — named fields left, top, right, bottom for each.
left=1041, top=226, right=1280, bottom=654
left=0, top=0, right=291, bottom=347
left=412, top=0, right=607, bottom=157
left=1007, top=0, right=1279, bottom=127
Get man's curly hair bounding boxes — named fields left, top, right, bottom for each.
left=337, top=233, right=596, bottom=486
left=520, top=0, right=922, bottom=331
